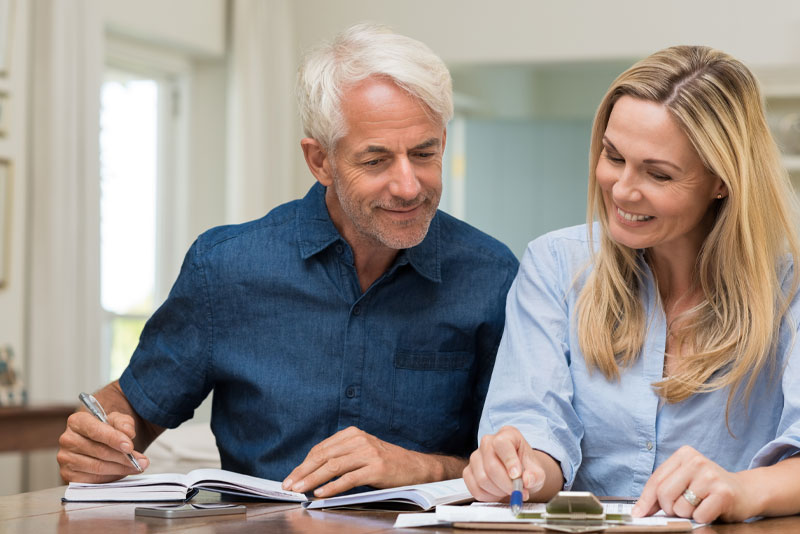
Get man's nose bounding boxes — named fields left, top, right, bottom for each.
left=389, top=157, right=422, bottom=200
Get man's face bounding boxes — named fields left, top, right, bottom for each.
left=325, top=77, right=445, bottom=251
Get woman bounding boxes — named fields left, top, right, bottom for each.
left=464, top=45, right=800, bottom=524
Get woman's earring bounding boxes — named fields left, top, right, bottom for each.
left=717, top=193, right=723, bottom=199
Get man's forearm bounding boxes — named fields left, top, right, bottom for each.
left=92, top=380, right=165, bottom=451
left=418, top=452, right=469, bottom=482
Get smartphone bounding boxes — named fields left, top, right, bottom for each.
left=135, top=503, right=247, bottom=519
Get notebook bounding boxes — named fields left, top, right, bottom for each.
left=304, top=478, right=472, bottom=511
left=62, top=468, right=307, bottom=503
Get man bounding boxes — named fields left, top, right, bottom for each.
left=57, top=23, right=518, bottom=498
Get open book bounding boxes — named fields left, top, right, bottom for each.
left=304, top=478, right=472, bottom=511
left=62, top=468, right=307, bottom=503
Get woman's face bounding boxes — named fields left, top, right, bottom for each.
left=595, top=96, right=726, bottom=259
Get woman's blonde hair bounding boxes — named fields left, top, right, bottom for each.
left=577, top=45, right=800, bottom=411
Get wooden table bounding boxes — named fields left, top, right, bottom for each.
left=1, top=486, right=799, bottom=533
left=0, top=404, right=74, bottom=452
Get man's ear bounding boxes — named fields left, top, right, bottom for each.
left=301, top=138, right=333, bottom=187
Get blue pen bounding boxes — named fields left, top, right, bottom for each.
left=510, top=477, right=523, bottom=516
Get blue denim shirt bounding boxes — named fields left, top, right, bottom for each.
left=120, top=182, right=518, bottom=481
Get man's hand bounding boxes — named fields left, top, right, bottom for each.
left=463, top=425, right=563, bottom=503
left=57, top=381, right=163, bottom=483
left=57, top=410, right=150, bottom=483
left=281, top=426, right=466, bottom=497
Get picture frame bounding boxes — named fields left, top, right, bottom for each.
left=0, top=0, right=13, bottom=77
left=0, top=159, right=9, bottom=287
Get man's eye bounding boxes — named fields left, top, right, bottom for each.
left=364, top=159, right=383, bottom=167
left=415, top=152, right=435, bottom=159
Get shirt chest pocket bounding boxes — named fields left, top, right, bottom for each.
left=390, top=350, right=473, bottom=449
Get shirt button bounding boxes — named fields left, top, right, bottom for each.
left=352, top=304, right=361, bottom=316
left=335, top=244, right=344, bottom=254
left=646, top=441, right=654, bottom=451
left=345, top=386, right=356, bottom=398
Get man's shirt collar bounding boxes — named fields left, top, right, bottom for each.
left=296, top=182, right=441, bottom=283
left=296, top=182, right=342, bottom=259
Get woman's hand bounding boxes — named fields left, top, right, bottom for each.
left=633, top=445, right=756, bottom=523
left=463, top=425, right=562, bottom=502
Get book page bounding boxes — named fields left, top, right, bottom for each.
left=185, top=468, right=306, bottom=501
left=67, top=472, right=190, bottom=489
left=306, top=478, right=471, bottom=510
left=413, top=478, right=472, bottom=505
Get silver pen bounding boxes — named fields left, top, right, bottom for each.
left=78, top=392, right=143, bottom=472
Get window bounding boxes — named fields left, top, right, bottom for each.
left=99, top=41, right=188, bottom=381
left=100, top=71, right=158, bottom=380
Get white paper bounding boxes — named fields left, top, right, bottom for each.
left=393, top=513, right=449, bottom=528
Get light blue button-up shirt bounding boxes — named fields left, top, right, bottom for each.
left=480, top=224, right=800, bottom=497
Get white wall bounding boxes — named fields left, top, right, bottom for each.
left=101, top=0, right=225, bottom=58
left=188, top=60, right=228, bottom=238
left=0, top=0, right=30, bottom=384
left=291, top=0, right=800, bottom=66
left=0, top=0, right=30, bottom=497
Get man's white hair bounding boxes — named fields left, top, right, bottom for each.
left=296, top=22, right=453, bottom=152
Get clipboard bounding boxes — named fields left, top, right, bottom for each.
left=452, top=522, right=693, bottom=532
left=450, top=491, right=694, bottom=532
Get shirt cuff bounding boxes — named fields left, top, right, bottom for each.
left=119, top=368, right=187, bottom=429
left=748, top=436, right=800, bottom=469
left=520, top=425, right=577, bottom=490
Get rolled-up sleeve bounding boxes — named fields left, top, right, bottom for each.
left=119, top=240, right=214, bottom=428
left=478, top=234, right=584, bottom=489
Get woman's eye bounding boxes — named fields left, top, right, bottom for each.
left=604, top=152, right=624, bottom=164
